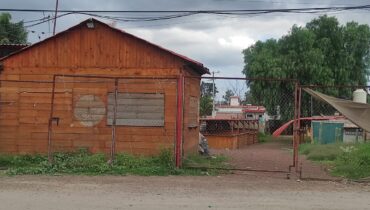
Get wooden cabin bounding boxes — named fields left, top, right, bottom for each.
left=0, top=18, right=209, bottom=157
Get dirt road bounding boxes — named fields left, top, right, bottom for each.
left=0, top=175, right=369, bottom=210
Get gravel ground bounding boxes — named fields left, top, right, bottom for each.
left=0, top=175, right=369, bottom=210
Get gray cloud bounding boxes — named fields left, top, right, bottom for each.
left=4, top=0, right=370, bottom=78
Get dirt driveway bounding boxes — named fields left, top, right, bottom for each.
left=213, top=137, right=337, bottom=180
left=0, top=175, right=369, bottom=210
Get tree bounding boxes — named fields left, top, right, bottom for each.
left=199, top=96, right=213, bottom=116
left=243, top=15, right=370, bottom=120
left=0, top=13, right=28, bottom=44
left=200, top=81, right=218, bottom=97
left=199, top=81, right=218, bottom=116
left=222, top=89, right=234, bottom=105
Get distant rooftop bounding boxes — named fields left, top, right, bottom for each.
left=0, top=44, right=29, bottom=59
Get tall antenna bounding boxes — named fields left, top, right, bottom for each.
left=52, top=0, right=59, bottom=35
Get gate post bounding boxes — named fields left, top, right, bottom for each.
left=293, top=83, right=301, bottom=170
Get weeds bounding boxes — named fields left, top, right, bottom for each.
left=332, top=143, right=370, bottom=179
left=299, top=143, right=370, bottom=179
left=299, top=143, right=344, bottom=161
left=0, top=149, right=228, bottom=176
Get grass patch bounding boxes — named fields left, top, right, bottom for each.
left=258, top=132, right=271, bottom=143
left=299, top=143, right=370, bottom=180
left=332, top=143, right=370, bottom=180
left=299, top=143, right=344, bottom=161
left=0, top=149, right=228, bottom=176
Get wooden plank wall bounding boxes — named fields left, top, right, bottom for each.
left=0, top=21, right=204, bottom=155
left=205, top=135, right=239, bottom=150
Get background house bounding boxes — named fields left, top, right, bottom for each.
left=0, top=44, right=28, bottom=58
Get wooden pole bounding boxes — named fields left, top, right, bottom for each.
left=53, top=0, right=59, bottom=35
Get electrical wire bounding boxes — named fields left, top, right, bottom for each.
left=1, top=4, right=370, bottom=14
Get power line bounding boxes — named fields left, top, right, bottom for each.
left=1, top=4, right=370, bottom=13
left=3, top=4, right=370, bottom=30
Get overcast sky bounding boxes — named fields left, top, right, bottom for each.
left=3, top=0, right=370, bottom=96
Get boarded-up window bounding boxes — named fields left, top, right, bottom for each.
left=107, top=93, right=164, bottom=126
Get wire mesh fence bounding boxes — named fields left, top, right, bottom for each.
left=1, top=75, right=304, bottom=174
left=183, top=76, right=297, bottom=173
left=298, top=86, right=370, bottom=180
left=0, top=76, right=180, bottom=165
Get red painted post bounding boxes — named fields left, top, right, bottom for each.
left=292, top=82, right=301, bottom=169
left=175, top=74, right=184, bottom=168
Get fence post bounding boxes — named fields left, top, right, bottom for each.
left=47, top=75, right=57, bottom=163
left=175, top=74, right=184, bottom=168
left=110, top=78, right=118, bottom=164
left=292, top=83, right=301, bottom=170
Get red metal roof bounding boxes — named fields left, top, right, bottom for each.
left=0, top=18, right=209, bottom=75
left=216, top=104, right=266, bottom=113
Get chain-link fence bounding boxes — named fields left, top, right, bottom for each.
left=0, top=75, right=180, bottom=165
left=183, top=76, right=298, bottom=173
left=1, top=75, right=303, bottom=173
left=298, top=86, right=370, bottom=180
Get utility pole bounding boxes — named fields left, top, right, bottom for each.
left=53, top=0, right=59, bottom=35
left=211, top=71, right=220, bottom=116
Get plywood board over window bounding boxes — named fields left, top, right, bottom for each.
left=107, top=93, right=165, bottom=126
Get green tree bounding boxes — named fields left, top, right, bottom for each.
left=0, top=13, right=28, bottom=44
left=199, top=81, right=218, bottom=116
left=199, top=96, right=213, bottom=117
left=222, top=89, right=234, bottom=105
left=243, top=15, right=370, bottom=120
left=201, top=81, right=218, bottom=97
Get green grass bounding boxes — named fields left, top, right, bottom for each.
left=332, top=143, right=370, bottom=180
left=299, top=143, right=345, bottom=161
left=299, top=143, right=370, bottom=180
left=0, top=149, right=228, bottom=176
left=257, top=132, right=271, bottom=143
